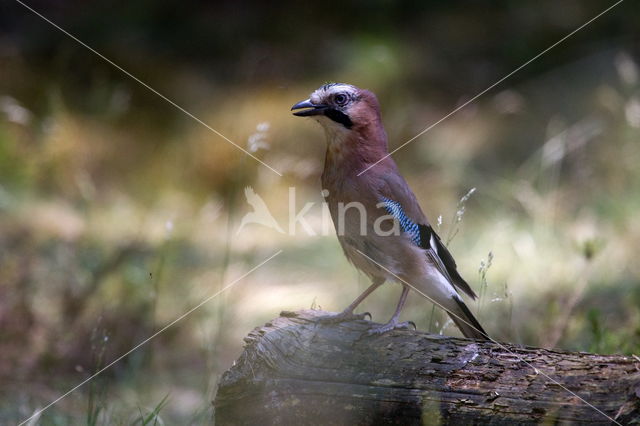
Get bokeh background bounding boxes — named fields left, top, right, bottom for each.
left=1, top=0, right=639, bottom=423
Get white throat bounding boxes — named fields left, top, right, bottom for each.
left=317, top=116, right=350, bottom=146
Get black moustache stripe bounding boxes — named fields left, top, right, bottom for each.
left=324, top=108, right=353, bottom=129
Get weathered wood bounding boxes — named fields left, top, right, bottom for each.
left=213, top=310, right=640, bottom=425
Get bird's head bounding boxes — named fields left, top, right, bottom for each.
left=291, top=83, right=381, bottom=134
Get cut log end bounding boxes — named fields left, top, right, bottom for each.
left=214, top=309, right=640, bottom=425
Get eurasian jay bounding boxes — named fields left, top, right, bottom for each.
left=291, top=83, right=489, bottom=340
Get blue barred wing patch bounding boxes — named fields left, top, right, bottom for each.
left=380, top=198, right=421, bottom=246
left=380, top=198, right=478, bottom=299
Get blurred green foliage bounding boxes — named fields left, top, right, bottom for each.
left=0, top=0, right=639, bottom=423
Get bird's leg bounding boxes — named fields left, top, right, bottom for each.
left=366, top=285, right=415, bottom=335
left=316, top=278, right=384, bottom=323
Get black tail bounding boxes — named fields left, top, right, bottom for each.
left=450, top=296, right=489, bottom=340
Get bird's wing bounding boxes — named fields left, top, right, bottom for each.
left=244, top=186, right=257, bottom=202
left=418, top=222, right=477, bottom=299
left=245, top=186, right=268, bottom=209
left=377, top=173, right=477, bottom=299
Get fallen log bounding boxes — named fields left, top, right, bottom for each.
left=213, top=310, right=640, bottom=425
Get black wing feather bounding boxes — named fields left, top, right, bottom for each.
left=380, top=197, right=477, bottom=300
left=418, top=224, right=477, bottom=299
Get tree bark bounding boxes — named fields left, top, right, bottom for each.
left=213, top=310, right=640, bottom=425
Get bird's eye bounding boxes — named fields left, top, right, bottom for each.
left=334, top=93, right=348, bottom=106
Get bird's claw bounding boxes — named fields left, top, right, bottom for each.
left=316, top=311, right=371, bottom=324
left=366, top=320, right=415, bottom=336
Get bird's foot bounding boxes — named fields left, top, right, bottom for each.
left=366, top=320, right=416, bottom=336
left=316, top=310, right=371, bottom=324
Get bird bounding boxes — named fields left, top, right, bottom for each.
left=237, top=186, right=285, bottom=235
left=291, top=83, right=489, bottom=340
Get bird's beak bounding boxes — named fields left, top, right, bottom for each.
left=291, top=99, right=327, bottom=117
